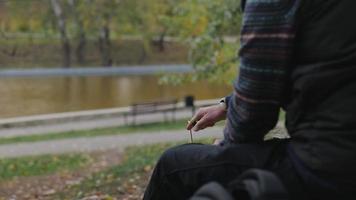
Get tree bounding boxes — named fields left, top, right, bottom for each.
left=161, top=0, right=243, bottom=84
left=50, top=0, right=71, bottom=68
left=67, top=0, right=86, bottom=65
left=80, top=0, right=122, bottom=67
left=154, top=0, right=181, bottom=52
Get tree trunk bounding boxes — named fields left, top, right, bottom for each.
left=139, top=42, right=147, bottom=64
left=98, top=23, right=112, bottom=67
left=158, top=31, right=166, bottom=52
left=67, top=0, right=86, bottom=65
left=50, top=0, right=71, bottom=68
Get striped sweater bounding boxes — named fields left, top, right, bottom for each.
left=224, top=0, right=302, bottom=143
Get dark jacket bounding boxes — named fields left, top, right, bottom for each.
left=286, top=0, right=356, bottom=192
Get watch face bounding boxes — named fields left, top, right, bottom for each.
left=241, top=0, right=246, bottom=12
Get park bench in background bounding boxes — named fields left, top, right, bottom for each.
left=124, top=99, right=178, bottom=125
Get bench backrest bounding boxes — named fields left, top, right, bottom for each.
left=132, top=99, right=177, bottom=114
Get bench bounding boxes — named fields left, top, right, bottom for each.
left=124, top=99, right=178, bottom=125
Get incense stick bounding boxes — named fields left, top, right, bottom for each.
left=188, top=120, right=196, bottom=143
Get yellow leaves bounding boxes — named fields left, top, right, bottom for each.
left=158, top=0, right=243, bottom=84
left=81, top=194, right=116, bottom=200
left=143, top=165, right=152, bottom=172
left=179, top=16, right=209, bottom=38
left=8, top=164, right=16, bottom=171
left=52, top=155, right=59, bottom=162
left=192, top=17, right=208, bottom=36
left=28, top=18, right=42, bottom=31
left=174, top=1, right=211, bottom=37
left=7, top=18, right=25, bottom=32
left=215, top=49, right=226, bottom=65
left=103, top=196, right=115, bottom=200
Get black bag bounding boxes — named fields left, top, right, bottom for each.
left=189, top=169, right=288, bottom=200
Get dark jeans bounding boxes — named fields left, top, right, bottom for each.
left=143, top=139, right=308, bottom=200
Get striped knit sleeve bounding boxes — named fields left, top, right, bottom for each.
left=223, top=0, right=301, bottom=143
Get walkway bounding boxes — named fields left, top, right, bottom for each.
left=0, top=124, right=288, bottom=158
left=0, top=127, right=223, bottom=158
left=0, top=99, right=217, bottom=138
left=0, top=109, right=194, bottom=138
left=0, top=100, right=287, bottom=158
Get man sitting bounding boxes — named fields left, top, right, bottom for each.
left=143, top=0, right=356, bottom=199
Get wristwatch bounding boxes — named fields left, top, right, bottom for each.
left=219, top=97, right=228, bottom=111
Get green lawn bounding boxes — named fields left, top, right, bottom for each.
left=0, top=119, right=191, bottom=145
left=0, top=154, right=91, bottom=181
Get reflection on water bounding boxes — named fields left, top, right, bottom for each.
left=0, top=76, right=232, bottom=118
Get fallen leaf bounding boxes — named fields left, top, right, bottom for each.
left=42, top=189, right=56, bottom=196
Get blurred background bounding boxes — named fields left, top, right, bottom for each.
left=0, top=0, right=242, bottom=118
left=0, top=0, right=245, bottom=199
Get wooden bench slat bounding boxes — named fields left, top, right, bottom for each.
left=125, top=99, right=178, bottom=125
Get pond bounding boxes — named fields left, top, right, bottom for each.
left=0, top=76, right=232, bottom=118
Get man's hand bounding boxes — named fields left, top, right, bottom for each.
left=186, top=104, right=227, bottom=132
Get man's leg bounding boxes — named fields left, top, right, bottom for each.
left=143, top=140, right=287, bottom=200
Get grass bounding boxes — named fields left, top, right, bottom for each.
left=0, top=154, right=91, bottom=181
left=0, top=119, right=191, bottom=145
left=54, top=139, right=211, bottom=199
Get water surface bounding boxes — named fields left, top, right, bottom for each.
left=0, top=76, right=232, bottom=118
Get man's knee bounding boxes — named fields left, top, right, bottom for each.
left=157, top=144, right=203, bottom=172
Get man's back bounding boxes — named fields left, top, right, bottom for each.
left=286, top=0, right=356, bottom=194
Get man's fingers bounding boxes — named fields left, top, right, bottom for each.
left=192, top=116, right=214, bottom=132
left=186, top=110, right=204, bottom=130
left=192, top=120, right=203, bottom=132
left=186, top=120, right=197, bottom=130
